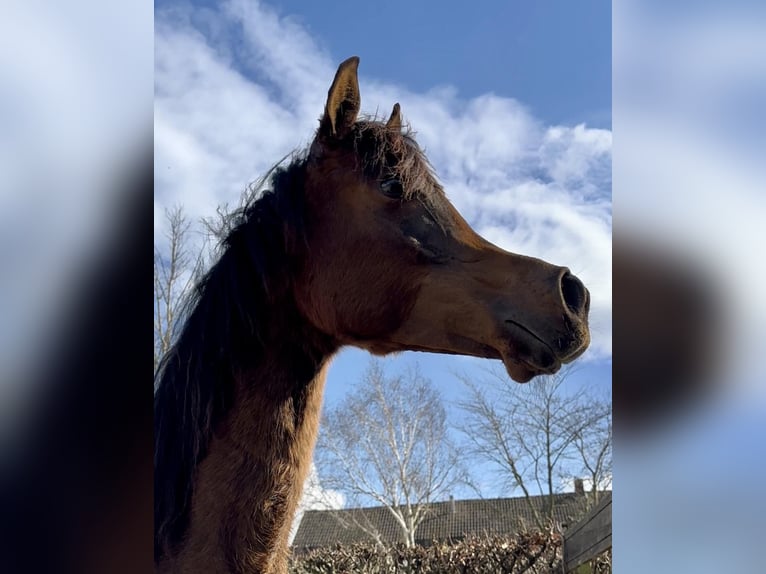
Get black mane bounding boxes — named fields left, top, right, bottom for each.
left=153, top=118, right=440, bottom=561
left=153, top=156, right=308, bottom=561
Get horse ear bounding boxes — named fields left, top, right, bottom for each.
left=386, top=103, right=402, bottom=131
left=320, top=56, right=361, bottom=139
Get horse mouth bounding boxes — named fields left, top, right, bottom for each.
left=499, top=320, right=587, bottom=383
left=499, top=350, right=559, bottom=384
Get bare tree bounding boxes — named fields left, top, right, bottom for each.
left=570, top=396, right=612, bottom=509
left=457, top=366, right=611, bottom=530
left=153, top=206, right=206, bottom=371
left=314, top=360, right=464, bottom=547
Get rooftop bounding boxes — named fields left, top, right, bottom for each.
left=293, top=492, right=595, bottom=551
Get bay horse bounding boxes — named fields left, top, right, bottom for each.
left=154, top=57, right=590, bottom=574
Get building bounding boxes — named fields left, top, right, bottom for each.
left=292, top=488, right=598, bottom=554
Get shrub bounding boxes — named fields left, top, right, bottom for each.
left=290, top=533, right=562, bottom=574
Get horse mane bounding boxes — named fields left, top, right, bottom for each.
left=153, top=154, right=309, bottom=560
left=353, top=119, right=443, bottom=201
left=153, top=119, right=442, bottom=561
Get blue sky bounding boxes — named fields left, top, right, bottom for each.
left=157, top=0, right=611, bottom=128
left=155, top=0, right=612, bottom=499
left=262, top=1, right=611, bottom=128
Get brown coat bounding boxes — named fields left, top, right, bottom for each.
left=154, top=56, right=590, bottom=574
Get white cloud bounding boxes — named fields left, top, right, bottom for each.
left=154, top=0, right=612, bottom=359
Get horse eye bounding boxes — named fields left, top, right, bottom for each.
left=379, top=178, right=404, bottom=199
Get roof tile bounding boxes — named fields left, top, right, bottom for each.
left=293, top=493, right=594, bottom=550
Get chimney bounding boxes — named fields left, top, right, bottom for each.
left=574, top=478, right=585, bottom=496
left=449, top=495, right=456, bottom=514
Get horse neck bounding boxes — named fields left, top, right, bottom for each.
left=177, top=327, right=337, bottom=574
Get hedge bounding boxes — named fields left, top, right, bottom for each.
left=290, top=533, right=563, bottom=574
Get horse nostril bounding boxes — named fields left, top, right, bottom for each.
left=560, top=271, right=588, bottom=316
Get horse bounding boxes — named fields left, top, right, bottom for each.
left=154, top=56, right=590, bottom=574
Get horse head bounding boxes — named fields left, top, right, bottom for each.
left=294, top=57, right=590, bottom=382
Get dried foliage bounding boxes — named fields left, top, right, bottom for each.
left=592, top=549, right=611, bottom=574
left=290, top=533, right=562, bottom=574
